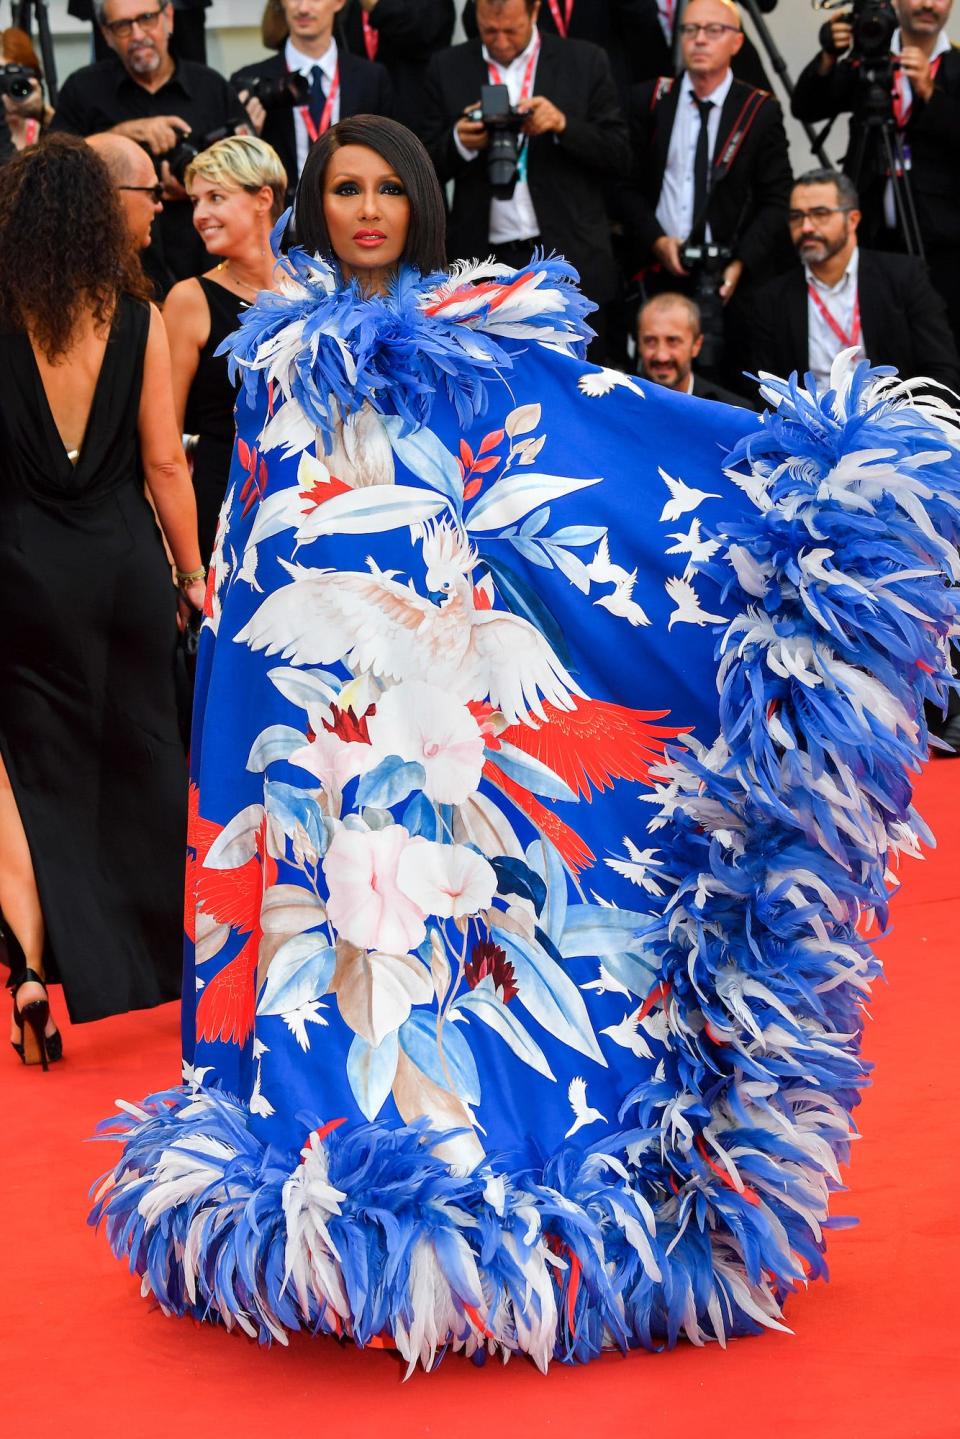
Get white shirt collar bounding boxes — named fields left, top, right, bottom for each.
left=285, top=35, right=338, bottom=79
left=892, top=26, right=952, bottom=60
left=481, top=28, right=539, bottom=75
left=680, top=67, right=735, bottom=109
left=805, top=245, right=860, bottom=293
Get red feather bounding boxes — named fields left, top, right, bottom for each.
left=196, top=932, right=259, bottom=1045
left=483, top=760, right=594, bottom=875
left=499, top=698, right=687, bottom=801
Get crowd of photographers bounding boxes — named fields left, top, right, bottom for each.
left=1, top=0, right=960, bottom=395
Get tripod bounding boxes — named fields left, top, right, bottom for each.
left=844, top=64, right=925, bottom=257
left=11, top=0, right=58, bottom=107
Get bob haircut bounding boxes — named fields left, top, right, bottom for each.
left=185, top=135, right=288, bottom=222
left=294, top=115, right=447, bottom=277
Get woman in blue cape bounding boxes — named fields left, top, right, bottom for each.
left=93, top=116, right=960, bottom=1371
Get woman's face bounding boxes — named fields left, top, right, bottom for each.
left=321, top=144, right=410, bottom=290
left=190, top=175, right=271, bottom=255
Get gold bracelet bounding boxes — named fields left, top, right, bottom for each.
left=176, top=566, right=206, bottom=590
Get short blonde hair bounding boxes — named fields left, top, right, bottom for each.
left=185, top=135, right=288, bottom=220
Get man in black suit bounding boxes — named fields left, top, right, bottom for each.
left=623, top=0, right=792, bottom=310
left=636, top=291, right=748, bottom=404
left=792, top=0, right=960, bottom=344
left=419, top=0, right=630, bottom=353
left=234, top=0, right=393, bottom=198
left=747, top=169, right=960, bottom=392
left=339, top=0, right=454, bottom=129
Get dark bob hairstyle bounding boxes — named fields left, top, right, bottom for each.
left=294, top=115, right=447, bottom=276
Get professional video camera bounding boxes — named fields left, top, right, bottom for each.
left=230, top=69, right=311, bottom=114
left=678, top=241, right=733, bottom=374
left=0, top=63, right=38, bottom=101
left=466, top=83, right=526, bottom=199
left=164, top=121, right=249, bottom=187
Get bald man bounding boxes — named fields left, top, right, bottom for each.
left=86, top=131, right=164, bottom=252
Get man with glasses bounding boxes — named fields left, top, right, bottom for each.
left=49, top=0, right=246, bottom=282
left=622, top=0, right=791, bottom=360
left=86, top=131, right=170, bottom=292
left=746, top=168, right=959, bottom=391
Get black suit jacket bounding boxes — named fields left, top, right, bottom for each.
left=792, top=46, right=960, bottom=251
left=419, top=33, right=631, bottom=304
left=746, top=248, right=960, bottom=390
left=233, top=50, right=394, bottom=193
left=623, top=75, right=792, bottom=280
left=340, top=0, right=454, bottom=129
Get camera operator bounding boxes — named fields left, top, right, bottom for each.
left=746, top=167, right=960, bottom=390
left=49, top=0, right=247, bottom=283
left=1, top=29, right=50, bottom=151
left=233, top=0, right=394, bottom=200
left=621, top=0, right=792, bottom=382
left=792, top=1, right=960, bottom=341
left=418, top=0, right=630, bottom=358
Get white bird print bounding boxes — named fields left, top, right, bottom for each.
left=181, top=1060, right=213, bottom=1088
left=665, top=517, right=721, bottom=574
left=578, top=367, right=646, bottom=400
left=600, top=1010, right=654, bottom=1059
left=585, top=533, right=631, bottom=588
left=235, top=519, right=585, bottom=727
left=581, top=963, right=632, bottom=999
left=249, top=1061, right=276, bottom=1118
left=658, top=467, right=721, bottom=524
left=234, top=541, right=263, bottom=592
left=564, top=1076, right=607, bottom=1138
left=604, top=838, right=665, bottom=896
left=665, top=575, right=727, bottom=630
left=593, top=570, right=651, bottom=627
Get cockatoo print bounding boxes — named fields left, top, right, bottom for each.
left=235, top=519, right=584, bottom=727
left=564, top=1077, right=607, bottom=1137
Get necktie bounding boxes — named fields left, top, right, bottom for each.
left=308, top=65, right=326, bottom=128
left=690, top=97, right=714, bottom=242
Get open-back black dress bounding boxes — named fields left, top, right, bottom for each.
left=0, top=293, right=185, bottom=1022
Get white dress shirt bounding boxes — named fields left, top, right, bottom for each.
left=805, top=246, right=864, bottom=391
left=656, top=69, right=734, bottom=243
left=285, top=37, right=341, bottom=181
left=452, top=31, right=541, bottom=245
left=884, top=27, right=952, bottom=227
left=656, top=0, right=676, bottom=45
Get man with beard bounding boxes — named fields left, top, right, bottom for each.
left=636, top=292, right=747, bottom=404
left=49, top=0, right=245, bottom=281
left=746, top=169, right=960, bottom=392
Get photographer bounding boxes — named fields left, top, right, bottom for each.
left=418, top=0, right=630, bottom=356
left=49, top=0, right=246, bottom=283
left=622, top=0, right=792, bottom=380
left=792, top=1, right=960, bottom=340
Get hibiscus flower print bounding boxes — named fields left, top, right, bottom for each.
left=365, top=681, right=485, bottom=806
left=323, top=826, right=427, bottom=953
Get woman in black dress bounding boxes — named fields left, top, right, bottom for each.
left=164, top=136, right=287, bottom=564
left=0, top=135, right=205, bottom=1065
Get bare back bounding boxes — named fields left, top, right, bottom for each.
left=29, top=309, right=113, bottom=460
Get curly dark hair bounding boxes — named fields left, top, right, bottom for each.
left=0, top=133, right=152, bottom=359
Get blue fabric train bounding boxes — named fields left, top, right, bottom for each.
left=91, top=250, right=960, bottom=1371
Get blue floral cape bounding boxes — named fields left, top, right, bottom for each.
left=91, top=250, right=960, bottom=1371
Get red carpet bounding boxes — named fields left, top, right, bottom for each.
left=2, top=766, right=958, bottom=1439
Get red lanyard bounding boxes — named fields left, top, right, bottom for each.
left=547, top=0, right=574, bottom=37
left=487, top=33, right=540, bottom=93
left=892, top=52, right=942, bottom=127
left=807, top=281, right=861, bottom=349
left=660, top=0, right=675, bottom=32
left=362, top=13, right=378, bottom=60
left=299, top=61, right=340, bottom=144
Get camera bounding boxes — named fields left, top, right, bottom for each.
left=467, top=83, right=526, bottom=199
left=850, top=0, right=897, bottom=62
left=0, top=63, right=38, bottom=102
left=230, top=69, right=311, bottom=114
left=164, top=121, right=248, bottom=186
left=679, top=241, right=733, bottom=373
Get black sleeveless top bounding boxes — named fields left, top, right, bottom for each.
left=183, top=277, right=246, bottom=563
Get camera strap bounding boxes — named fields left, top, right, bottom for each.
left=487, top=34, right=541, bottom=182
left=362, top=14, right=379, bottom=61
left=547, top=0, right=575, bottom=38
left=685, top=88, right=769, bottom=239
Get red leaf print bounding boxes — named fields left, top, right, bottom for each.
left=470, top=454, right=499, bottom=474
left=456, top=457, right=465, bottom=479
left=237, top=438, right=252, bottom=470
left=459, top=438, right=474, bottom=468
left=478, top=428, right=505, bottom=455
left=463, top=477, right=483, bottom=500
left=258, top=457, right=268, bottom=491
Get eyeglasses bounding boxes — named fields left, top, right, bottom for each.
left=788, top=206, right=853, bottom=225
left=118, top=183, right=164, bottom=202
left=678, top=22, right=742, bottom=38
left=102, top=8, right=165, bottom=39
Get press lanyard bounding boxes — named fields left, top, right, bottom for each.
left=362, top=13, right=378, bottom=60
left=299, top=61, right=340, bottom=144
left=807, top=281, right=861, bottom=350
left=487, top=34, right=540, bottom=183
left=547, top=0, right=573, bottom=37
left=660, top=0, right=675, bottom=37
left=892, top=52, right=942, bottom=127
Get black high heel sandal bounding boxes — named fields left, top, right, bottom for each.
left=4, top=930, right=62, bottom=1067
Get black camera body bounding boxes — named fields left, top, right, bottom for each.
left=164, top=122, right=247, bottom=186
left=230, top=69, right=311, bottom=114
left=678, top=242, right=733, bottom=373
left=0, top=63, right=38, bottom=101
left=467, top=83, right=526, bottom=199
left=850, top=0, right=898, bottom=62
